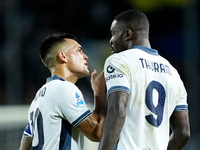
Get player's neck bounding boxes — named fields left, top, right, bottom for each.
left=133, top=35, right=151, bottom=49
left=141, top=40, right=151, bottom=49
left=50, top=68, right=78, bottom=84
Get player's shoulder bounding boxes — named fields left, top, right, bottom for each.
left=46, top=78, right=75, bottom=87
left=55, top=80, right=79, bottom=92
left=43, top=79, right=80, bottom=99
left=106, top=50, right=130, bottom=62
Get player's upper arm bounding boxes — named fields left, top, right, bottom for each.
left=77, top=113, right=104, bottom=142
left=107, top=91, right=129, bottom=116
left=170, top=111, right=190, bottom=140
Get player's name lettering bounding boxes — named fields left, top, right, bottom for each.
left=34, top=87, right=46, bottom=101
left=139, top=58, right=172, bottom=75
left=105, top=74, right=123, bottom=82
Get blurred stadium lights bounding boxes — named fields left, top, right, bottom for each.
left=127, top=0, right=195, bottom=12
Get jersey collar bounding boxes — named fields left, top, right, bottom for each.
left=133, top=45, right=159, bottom=56
left=46, top=75, right=65, bottom=83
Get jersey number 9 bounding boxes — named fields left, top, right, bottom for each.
left=145, top=81, right=166, bottom=127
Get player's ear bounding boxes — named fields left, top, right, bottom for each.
left=125, top=28, right=135, bottom=41
left=57, top=52, right=67, bottom=63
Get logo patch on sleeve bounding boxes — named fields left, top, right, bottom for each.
left=107, top=65, right=115, bottom=73
left=74, top=92, right=84, bottom=106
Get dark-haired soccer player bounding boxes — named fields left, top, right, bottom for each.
left=98, top=9, right=190, bottom=150
left=19, top=33, right=106, bottom=150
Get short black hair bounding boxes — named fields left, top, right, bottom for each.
left=39, top=33, right=76, bottom=63
left=114, top=9, right=149, bottom=32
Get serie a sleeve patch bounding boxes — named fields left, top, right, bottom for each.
left=74, top=92, right=84, bottom=106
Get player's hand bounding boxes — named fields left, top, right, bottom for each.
left=90, top=70, right=106, bottom=96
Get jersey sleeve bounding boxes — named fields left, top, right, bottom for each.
left=23, top=123, right=32, bottom=137
left=174, top=81, right=188, bottom=112
left=104, top=54, right=130, bottom=97
left=55, top=82, right=92, bottom=128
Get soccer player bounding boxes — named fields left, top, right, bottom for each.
left=98, top=9, right=190, bottom=150
left=19, top=33, right=106, bottom=150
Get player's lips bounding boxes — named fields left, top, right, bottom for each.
left=84, top=62, right=88, bottom=67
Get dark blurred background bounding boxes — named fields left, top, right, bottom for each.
left=0, top=0, right=200, bottom=149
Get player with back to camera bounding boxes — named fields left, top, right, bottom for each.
left=98, top=9, right=190, bottom=150
left=19, top=33, right=106, bottom=150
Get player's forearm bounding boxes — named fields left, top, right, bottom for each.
left=94, top=94, right=106, bottom=119
left=19, top=135, right=32, bottom=150
left=167, top=139, right=182, bottom=150
left=92, top=95, right=106, bottom=141
left=167, top=132, right=189, bottom=150
left=98, top=111, right=125, bottom=150
left=92, top=115, right=105, bottom=142
left=91, top=70, right=107, bottom=118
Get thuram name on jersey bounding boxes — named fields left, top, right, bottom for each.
left=139, top=58, right=172, bottom=76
